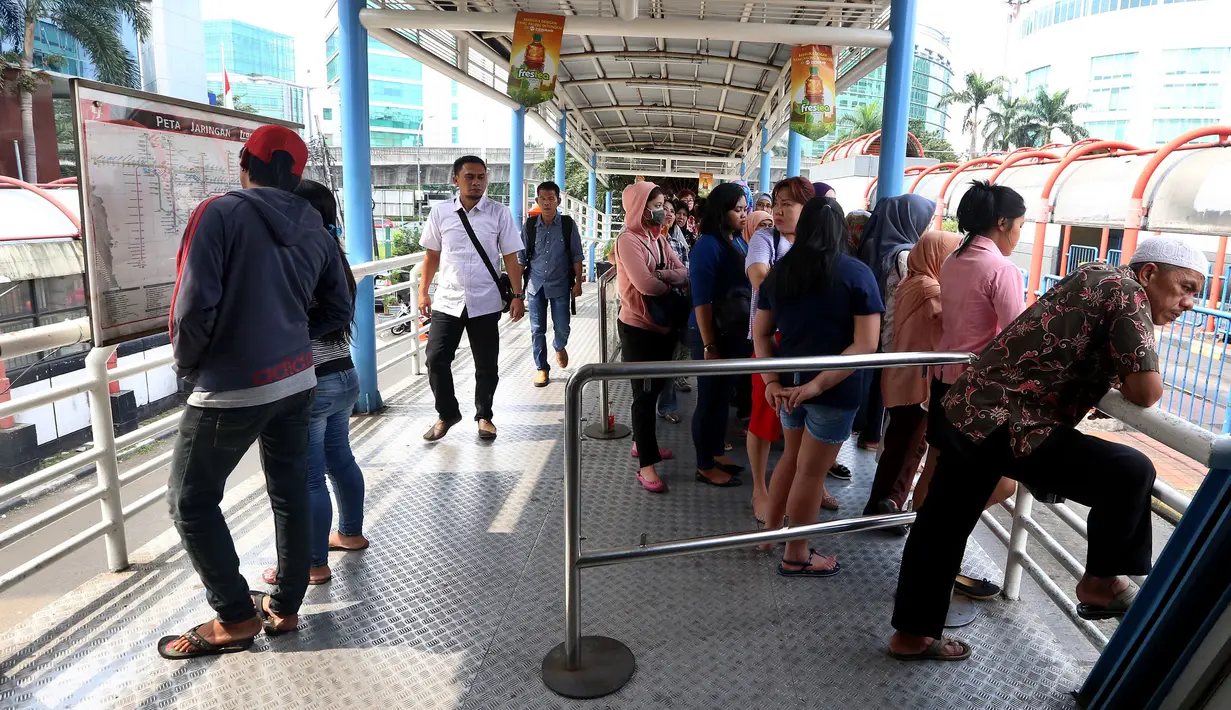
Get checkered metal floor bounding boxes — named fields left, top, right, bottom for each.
left=0, top=290, right=1084, bottom=709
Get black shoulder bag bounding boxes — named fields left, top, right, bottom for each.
left=458, top=208, right=514, bottom=313
left=711, top=234, right=752, bottom=338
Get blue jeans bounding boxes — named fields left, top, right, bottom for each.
left=528, top=289, right=571, bottom=372
left=307, top=369, right=365, bottom=568
left=780, top=402, right=859, bottom=445
left=657, top=379, right=678, bottom=416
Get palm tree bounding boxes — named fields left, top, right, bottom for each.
left=983, top=96, right=1035, bottom=152
left=0, top=0, right=150, bottom=183
left=1025, top=88, right=1090, bottom=147
left=834, top=102, right=882, bottom=143
left=937, top=71, right=1008, bottom=158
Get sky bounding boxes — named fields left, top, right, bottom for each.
left=198, top=0, right=1016, bottom=148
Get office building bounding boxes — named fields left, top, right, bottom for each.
left=204, top=19, right=304, bottom=124
left=808, top=24, right=953, bottom=158
left=140, top=0, right=208, bottom=102
left=319, top=5, right=513, bottom=149
left=1009, top=0, right=1231, bottom=146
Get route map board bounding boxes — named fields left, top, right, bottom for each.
left=72, top=79, right=300, bottom=346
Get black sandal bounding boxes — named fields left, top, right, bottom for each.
left=157, top=624, right=255, bottom=660
left=828, top=463, right=852, bottom=480
left=778, top=549, right=842, bottom=578
left=251, top=591, right=297, bottom=636
left=696, top=470, right=743, bottom=487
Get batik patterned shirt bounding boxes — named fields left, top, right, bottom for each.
left=943, top=263, right=1159, bottom=457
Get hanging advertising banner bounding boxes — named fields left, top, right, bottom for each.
left=789, top=45, right=836, bottom=141
left=507, top=12, right=565, bottom=107
left=698, top=172, right=714, bottom=197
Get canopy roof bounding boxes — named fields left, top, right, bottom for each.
left=360, top=1, right=891, bottom=174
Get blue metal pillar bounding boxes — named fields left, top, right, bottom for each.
left=339, top=0, right=381, bottom=413
left=555, top=110, right=567, bottom=189
left=760, top=122, right=772, bottom=191
left=587, top=155, right=597, bottom=237
left=876, top=0, right=919, bottom=202
left=786, top=130, right=802, bottom=178
left=511, top=107, right=526, bottom=228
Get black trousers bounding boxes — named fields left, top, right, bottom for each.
left=864, top=404, right=928, bottom=514
left=891, top=417, right=1157, bottom=639
left=167, top=390, right=314, bottom=622
left=619, top=320, right=677, bottom=468
left=426, top=308, right=502, bottom=422
left=689, top=327, right=738, bottom=470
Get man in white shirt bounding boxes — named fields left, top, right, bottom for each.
left=418, top=156, right=525, bottom=441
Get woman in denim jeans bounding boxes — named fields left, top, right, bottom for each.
left=263, top=180, right=368, bottom=586
left=753, top=197, right=883, bottom=577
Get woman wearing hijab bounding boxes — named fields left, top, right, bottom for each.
left=845, top=209, right=871, bottom=257
left=754, top=192, right=773, bottom=214
left=852, top=193, right=936, bottom=455
left=812, top=182, right=837, bottom=199
left=863, top=230, right=959, bottom=522
left=614, top=181, right=689, bottom=493
left=688, top=183, right=752, bottom=488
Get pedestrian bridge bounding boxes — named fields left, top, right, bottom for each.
left=0, top=285, right=1091, bottom=709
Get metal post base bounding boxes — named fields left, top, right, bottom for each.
left=583, top=422, right=631, bottom=440
left=944, top=595, right=979, bottom=628
left=542, top=636, right=635, bottom=699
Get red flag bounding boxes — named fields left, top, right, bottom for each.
left=223, top=67, right=231, bottom=96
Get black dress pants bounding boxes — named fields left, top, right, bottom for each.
left=426, top=308, right=502, bottom=422
left=891, top=416, right=1156, bottom=639
left=863, top=404, right=928, bottom=514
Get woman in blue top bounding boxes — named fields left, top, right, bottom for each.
left=688, top=183, right=751, bottom=487
left=754, top=197, right=884, bottom=578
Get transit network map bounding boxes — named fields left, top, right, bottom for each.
left=73, top=80, right=298, bottom=345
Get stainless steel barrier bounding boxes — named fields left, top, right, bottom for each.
left=541, top=351, right=976, bottom=699
left=581, top=265, right=630, bottom=440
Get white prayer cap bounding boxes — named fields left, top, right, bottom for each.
left=1128, top=235, right=1209, bottom=276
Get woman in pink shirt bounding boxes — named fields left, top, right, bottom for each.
left=614, top=181, right=690, bottom=493
left=909, top=181, right=1027, bottom=600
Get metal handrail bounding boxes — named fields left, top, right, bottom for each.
left=542, top=351, right=976, bottom=699
left=584, top=265, right=623, bottom=438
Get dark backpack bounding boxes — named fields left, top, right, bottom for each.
left=524, top=214, right=576, bottom=290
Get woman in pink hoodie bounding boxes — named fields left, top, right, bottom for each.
left=614, top=181, right=690, bottom=492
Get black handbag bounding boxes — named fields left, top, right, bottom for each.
left=638, top=238, right=691, bottom=330
left=457, top=208, right=514, bottom=313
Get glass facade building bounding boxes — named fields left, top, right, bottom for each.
left=1010, top=1, right=1230, bottom=148
left=808, top=25, right=952, bottom=158
left=203, top=20, right=303, bottom=124
left=325, top=31, right=426, bottom=147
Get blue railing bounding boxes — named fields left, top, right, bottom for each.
left=1066, top=245, right=1099, bottom=274
left=1036, top=271, right=1231, bottom=433
left=1107, top=249, right=1122, bottom=267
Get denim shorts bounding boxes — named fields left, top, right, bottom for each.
left=779, top=402, right=858, bottom=444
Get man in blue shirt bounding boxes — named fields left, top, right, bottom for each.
left=521, top=181, right=584, bottom=386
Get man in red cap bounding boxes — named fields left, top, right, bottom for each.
left=159, top=124, right=353, bottom=659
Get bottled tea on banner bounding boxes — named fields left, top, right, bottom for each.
left=790, top=45, right=836, bottom=141
left=507, top=12, right=565, bottom=107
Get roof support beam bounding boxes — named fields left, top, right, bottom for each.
left=559, top=50, right=775, bottom=73
left=598, top=150, right=741, bottom=164
left=594, top=126, right=745, bottom=142
left=597, top=169, right=742, bottom=179
left=566, top=77, right=770, bottom=98
left=576, top=104, right=755, bottom=124
left=361, top=10, right=892, bottom=48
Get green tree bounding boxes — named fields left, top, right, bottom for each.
left=1025, top=88, right=1090, bottom=146
left=0, top=0, right=150, bottom=182
left=908, top=118, right=959, bottom=162
left=982, top=95, right=1035, bottom=152
left=937, top=71, right=1008, bottom=159
left=391, top=225, right=423, bottom=256
left=534, top=147, right=591, bottom=202
left=835, top=102, right=882, bottom=143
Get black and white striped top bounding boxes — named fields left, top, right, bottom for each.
left=313, top=337, right=353, bottom=376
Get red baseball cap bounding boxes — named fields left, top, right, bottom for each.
left=242, top=124, right=309, bottom=176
